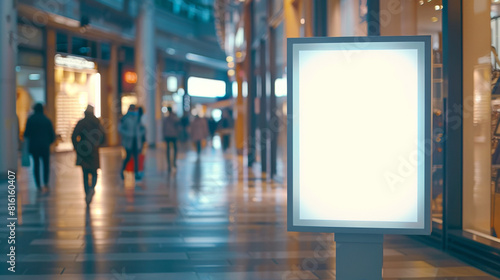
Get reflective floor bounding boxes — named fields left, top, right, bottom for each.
left=0, top=142, right=498, bottom=279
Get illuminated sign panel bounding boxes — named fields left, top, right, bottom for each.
left=55, top=54, right=95, bottom=70
left=287, top=36, right=431, bottom=235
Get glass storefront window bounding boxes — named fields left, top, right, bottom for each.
left=16, top=48, right=46, bottom=140
left=17, top=65, right=46, bottom=140
left=464, top=0, right=500, bottom=238
left=54, top=55, right=100, bottom=151
left=378, top=0, right=444, bottom=224
left=56, top=32, right=68, bottom=53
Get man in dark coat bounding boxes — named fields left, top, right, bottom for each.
left=24, top=103, right=55, bottom=192
left=72, top=105, right=106, bottom=206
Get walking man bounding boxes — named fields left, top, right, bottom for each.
left=24, top=103, right=55, bottom=193
left=72, top=105, right=106, bottom=206
left=162, top=107, right=180, bottom=170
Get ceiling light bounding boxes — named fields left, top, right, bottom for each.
left=300, top=18, right=305, bottom=25
left=166, top=48, right=176, bottom=55
left=29, top=74, right=41, bottom=81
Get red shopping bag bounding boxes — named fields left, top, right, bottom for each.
left=125, top=154, right=145, bottom=172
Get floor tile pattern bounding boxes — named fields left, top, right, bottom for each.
left=0, top=145, right=497, bottom=279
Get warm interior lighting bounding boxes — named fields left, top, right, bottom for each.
left=300, top=18, right=305, bottom=25
left=94, top=73, right=101, bottom=118
left=431, top=16, right=438, bottom=22
left=228, top=62, right=235, bottom=68
left=226, top=56, right=234, bottom=63
left=228, top=69, right=235, bottom=76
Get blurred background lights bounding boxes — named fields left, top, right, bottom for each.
left=300, top=18, right=305, bottom=25
left=167, top=76, right=178, bottom=92
left=211, top=108, right=222, bottom=122
left=228, top=69, right=235, bottom=76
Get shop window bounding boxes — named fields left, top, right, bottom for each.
left=18, top=24, right=44, bottom=50
left=101, top=43, right=111, bottom=60
left=56, top=33, right=68, bottom=53
left=465, top=0, right=500, bottom=239
left=376, top=0, right=444, bottom=225
left=16, top=65, right=46, bottom=140
left=72, top=36, right=98, bottom=58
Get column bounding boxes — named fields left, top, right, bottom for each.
left=442, top=0, right=463, bottom=248
left=135, top=0, right=157, bottom=146
left=235, top=63, right=245, bottom=155
left=0, top=0, right=18, bottom=176
left=46, top=29, right=56, bottom=125
left=107, top=44, right=119, bottom=146
left=313, top=0, right=328, bottom=36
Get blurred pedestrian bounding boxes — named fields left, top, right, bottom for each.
left=179, top=112, right=190, bottom=142
left=71, top=105, right=106, bottom=206
left=24, top=103, right=55, bottom=193
left=119, top=104, right=145, bottom=180
left=137, top=107, right=147, bottom=151
left=162, top=107, right=180, bottom=170
left=190, top=115, right=209, bottom=156
left=218, top=109, right=234, bottom=151
left=207, top=115, right=217, bottom=140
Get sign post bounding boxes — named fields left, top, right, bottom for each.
left=287, top=36, right=432, bottom=279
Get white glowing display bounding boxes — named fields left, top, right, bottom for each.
left=187, top=76, right=226, bottom=98
left=288, top=37, right=431, bottom=234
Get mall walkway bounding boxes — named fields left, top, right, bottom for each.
left=0, top=143, right=497, bottom=279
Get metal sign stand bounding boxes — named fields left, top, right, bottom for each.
left=335, top=233, right=384, bottom=280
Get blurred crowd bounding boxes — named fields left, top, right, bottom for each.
left=22, top=103, right=234, bottom=206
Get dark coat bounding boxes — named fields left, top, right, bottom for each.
left=24, top=112, right=55, bottom=154
left=71, top=114, right=106, bottom=170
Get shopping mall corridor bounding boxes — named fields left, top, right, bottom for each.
left=0, top=143, right=497, bottom=280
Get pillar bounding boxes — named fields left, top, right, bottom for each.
left=107, top=44, right=119, bottom=146
left=0, top=0, right=18, bottom=176
left=235, top=63, right=245, bottom=154
left=135, top=0, right=157, bottom=146
left=45, top=29, right=56, bottom=125
left=442, top=0, right=463, bottom=248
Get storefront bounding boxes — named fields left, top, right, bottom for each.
left=16, top=24, right=46, bottom=140
left=53, top=54, right=101, bottom=151
left=224, top=0, right=500, bottom=276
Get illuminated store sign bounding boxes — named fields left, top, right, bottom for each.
left=287, top=36, right=432, bottom=235
left=55, top=54, right=95, bottom=70
left=124, top=71, right=137, bottom=84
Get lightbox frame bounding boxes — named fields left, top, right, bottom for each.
left=287, top=36, right=432, bottom=235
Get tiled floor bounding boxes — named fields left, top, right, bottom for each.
left=0, top=143, right=498, bottom=279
